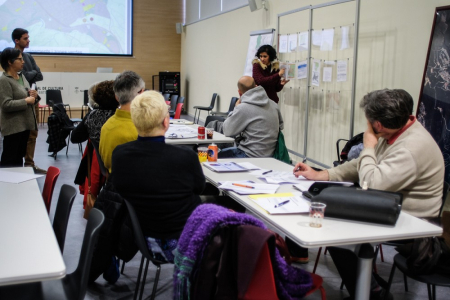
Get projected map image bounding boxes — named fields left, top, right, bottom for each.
left=0, top=0, right=132, bottom=55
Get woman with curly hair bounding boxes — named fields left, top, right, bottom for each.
left=72, top=80, right=119, bottom=212
left=252, top=44, right=289, bottom=103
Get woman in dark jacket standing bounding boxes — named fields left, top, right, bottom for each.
left=252, top=44, right=289, bottom=103
left=0, top=47, right=37, bottom=167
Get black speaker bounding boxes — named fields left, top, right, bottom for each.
left=159, top=72, right=180, bottom=96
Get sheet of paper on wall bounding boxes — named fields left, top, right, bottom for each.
left=311, top=59, right=321, bottom=86
left=340, top=26, right=350, bottom=50
left=288, top=34, right=298, bottom=52
left=312, top=30, right=322, bottom=46
left=297, top=60, right=308, bottom=79
left=298, top=32, right=309, bottom=51
left=259, top=171, right=306, bottom=184
left=287, top=63, right=296, bottom=79
left=219, top=181, right=280, bottom=195
left=337, top=60, right=348, bottom=82
left=279, top=35, right=288, bottom=53
left=320, top=28, right=335, bottom=51
left=323, top=67, right=333, bottom=82
left=249, top=194, right=310, bottom=214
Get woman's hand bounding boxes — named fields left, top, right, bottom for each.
left=279, top=68, right=285, bottom=76
left=25, top=97, right=36, bottom=104
left=28, top=90, right=38, bottom=98
left=280, top=78, right=290, bottom=86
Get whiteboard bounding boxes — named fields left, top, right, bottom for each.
left=243, top=29, right=275, bottom=76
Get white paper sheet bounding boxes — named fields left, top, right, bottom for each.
left=340, top=26, right=350, bottom=50
left=298, top=32, right=308, bottom=51
left=311, top=59, right=321, bottom=87
left=320, top=29, right=334, bottom=51
left=250, top=195, right=310, bottom=214
left=219, top=181, right=280, bottom=195
left=337, top=60, right=348, bottom=82
left=0, top=170, right=43, bottom=184
left=312, top=30, right=322, bottom=46
left=165, top=125, right=197, bottom=139
left=279, top=35, right=288, bottom=53
left=323, top=67, right=333, bottom=82
left=235, top=162, right=260, bottom=170
left=287, top=63, right=296, bottom=79
left=259, top=171, right=306, bottom=184
left=288, top=34, right=298, bottom=52
left=297, top=60, right=308, bottom=79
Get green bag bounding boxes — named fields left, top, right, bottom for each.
left=273, top=131, right=291, bottom=164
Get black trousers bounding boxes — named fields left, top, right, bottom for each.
left=0, top=130, right=30, bottom=167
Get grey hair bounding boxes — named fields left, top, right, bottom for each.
left=113, top=71, right=145, bottom=105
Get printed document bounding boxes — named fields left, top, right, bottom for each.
left=249, top=193, right=310, bottom=214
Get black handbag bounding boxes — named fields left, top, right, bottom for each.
left=312, top=186, right=403, bottom=226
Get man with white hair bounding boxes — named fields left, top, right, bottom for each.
left=99, top=70, right=144, bottom=172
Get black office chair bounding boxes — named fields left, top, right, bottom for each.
left=51, top=104, right=83, bottom=160
left=124, top=200, right=171, bottom=300
left=385, top=252, right=450, bottom=300
left=163, top=93, right=170, bottom=101
left=169, top=95, right=179, bottom=117
left=53, top=184, right=77, bottom=253
left=47, top=90, right=72, bottom=118
left=81, top=90, right=90, bottom=119
left=205, top=115, right=225, bottom=127
left=212, top=97, right=239, bottom=117
left=193, top=93, right=217, bottom=124
left=0, top=208, right=105, bottom=300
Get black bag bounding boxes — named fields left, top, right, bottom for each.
left=312, top=186, right=403, bottom=225
left=396, top=237, right=442, bottom=275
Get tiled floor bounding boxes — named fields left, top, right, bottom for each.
left=2, top=119, right=448, bottom=299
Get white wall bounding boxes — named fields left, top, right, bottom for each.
left=181, top=0, right=449, bottom=166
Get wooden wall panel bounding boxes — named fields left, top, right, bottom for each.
left=34, top=0, right=182, bottom=92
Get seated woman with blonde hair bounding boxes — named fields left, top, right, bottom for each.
left=111, top=91, right=205, bottom=262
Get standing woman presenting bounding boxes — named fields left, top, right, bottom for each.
left=0, top=48, right=37, bottom=167
left=252, top=44, right=289, bottom=103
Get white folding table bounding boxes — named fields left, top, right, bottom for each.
left=202, top=158, right=443, bottom=299
left=0, top=167, right=66, bottom=286
left=166, top=123, right=234, bottom=145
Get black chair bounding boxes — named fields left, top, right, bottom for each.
left=51, top=104, right=83, bottom=159
left=53, top=184, right=77, bottom=253
left=193, top=93, right=217, bottom=124
left=81, top=90, right=90, bottom=119
left=385, top=253, right=450, bottom=300
left=124, top=200, right=171, bottom=300
left=163, top=93, right=170, bottom=101
left=47, top=90, right=72, bottom=118
left=212, top=97, right=239, bottom=117
left=0, top=208, right=105, bottom=300
left=169, top=95, right=179, bottom=117
left=205, top=115, right=225, bottom=127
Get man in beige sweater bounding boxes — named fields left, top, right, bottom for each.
left=293, top=88, right=444, bottom=299
left=294, top=88, right=444, bottom=218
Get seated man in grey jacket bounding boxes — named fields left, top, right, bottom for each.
left=219, top=76, right=283, bottom=158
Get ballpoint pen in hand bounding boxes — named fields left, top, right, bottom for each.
left=274, top=200, right=290, bottom=208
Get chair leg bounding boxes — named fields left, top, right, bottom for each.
left=134, top=256, right=145, bottom=300
left=66, top=132, right=71, bottom=156
left=139, top=258, right=150, bottom=300
left=193, top=109, right=198, bottom=124
left=312, top=247, right=322, bottom=274
left=150, top=265, right=161, bottom=300
left=379, top=244, right=384, bottom=262
left=324, top=247, right=328, bottom=255
left=385, top=262, right=396, bottom=299
left=427, top=284, right=432, bottom=300
left=320, top=286, right=326, bottom=300
left=403, top=273, right=408, bottom=291
left=340, top=280, right=344, bottom=290
left=121, top=260, right=126, bottom=274
left=432, top=284, right=436, bottom=300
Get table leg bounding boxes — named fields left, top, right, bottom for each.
left=354, top=243, right=374, bottom=300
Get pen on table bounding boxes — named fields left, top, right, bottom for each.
left=274, top=200, right=290, bottom=208
left=232, top=183, right=254, bottom=189
left=262, top=170, right=272, bottom=175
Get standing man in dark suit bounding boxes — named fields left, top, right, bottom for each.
left=13, top=28, right=46, bottom=174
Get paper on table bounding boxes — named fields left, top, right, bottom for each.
left=0, top=170, right=44, bottom=184
left=249, top=194, right=310, bottom=214
left=219, top=181, right=280, bottom=195
left=235, top=162, right=260, bottom=170
left=165, top=125, right=197, bottom=139
left=203, top=162, right=249, bottom=172
left=259, top=171, right=306, bottom=184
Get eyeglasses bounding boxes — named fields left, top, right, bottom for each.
left=14, top=57, right=24, bottom=62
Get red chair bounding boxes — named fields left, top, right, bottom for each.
left=42, top=166, right=61, bottom=214
left=174, top=97, right=184, bottom=119
left=39, top=103, right=51, bottom=126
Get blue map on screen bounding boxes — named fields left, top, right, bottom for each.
left=0, top=0, right=132, bottom=56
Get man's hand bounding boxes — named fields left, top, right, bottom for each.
left=364, top=121, right=379, bottom=149
left=293, top=162, right=329, bottom=181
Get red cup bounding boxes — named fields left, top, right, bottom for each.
left=198, top=126, right=205, bottom=139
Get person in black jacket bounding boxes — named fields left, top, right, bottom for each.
left=111, top=90, right=205, bottom=263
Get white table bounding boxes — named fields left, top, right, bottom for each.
left=202, top=158, right=443, bottom=299
left=166, top=123, right=234, bottom=145
left=0, top=168, right=66, bottom=286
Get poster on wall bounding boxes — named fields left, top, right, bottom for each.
left=243, top=29, right=275, bottom=76
left=417, top=6, right=450, bottom=184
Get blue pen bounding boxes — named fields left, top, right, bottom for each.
left=274, top=200, right=290, bottom=208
